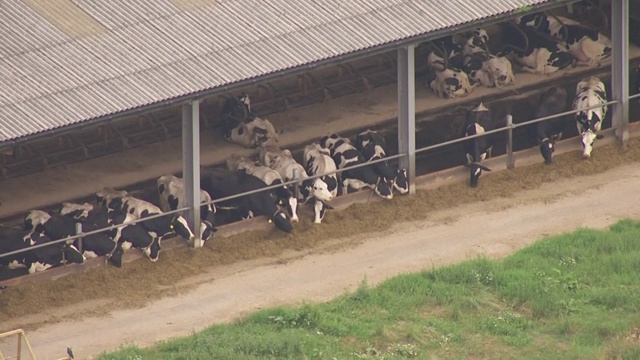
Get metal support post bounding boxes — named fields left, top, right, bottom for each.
left=397, top=44, right=416, bottom=194
left=506, top=115, right=515, bottom=170
left=182, top=100, right=202, bottom=248
left=75, top=222, right=83, bottom=256
left=612, top=0, right=629, bottom=147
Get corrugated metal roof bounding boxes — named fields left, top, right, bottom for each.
left=0, top=0, right=569, bottom=144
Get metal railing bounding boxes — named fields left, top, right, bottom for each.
left=0, top=97, right=628, bottom=265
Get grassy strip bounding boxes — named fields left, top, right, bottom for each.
left=98, top=219, right=640, bottom=360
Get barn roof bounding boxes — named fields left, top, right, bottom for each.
left=0, top=0, right=572, bottom=145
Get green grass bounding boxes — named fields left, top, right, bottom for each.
left=98, top=219, right=640, bottom=360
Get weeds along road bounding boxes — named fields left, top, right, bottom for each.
left=4, top=160, right=640, bottom=360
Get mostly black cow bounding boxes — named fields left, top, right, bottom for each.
left=354, top=129, right=409, bottom=195
left=302, top=143, right=338, bottom=224
left=226, top=154, right=299, bottom=223
left=320, top=133, right=393, bottom=199
left=200, top=169, right=293, bottom=233
left=462, top=103, right=494, bottom=188
left=0, top=226, right=84, bottom=273
left=531, top=86, right=570, bottom=164
left=157, top=174, right=217, bottom=243
left=461, top=28, right=515, bottom=88
left=499, top=21, right=574, bottom=75
left=572, top=76, right=607, bottom=158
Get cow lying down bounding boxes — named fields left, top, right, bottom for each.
left=219, top=93, right=280, bottom=149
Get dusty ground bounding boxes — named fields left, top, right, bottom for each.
left=2, top=148, right=640, bottom=359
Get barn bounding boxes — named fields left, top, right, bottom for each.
left=0, top=0, right=639, bottom=355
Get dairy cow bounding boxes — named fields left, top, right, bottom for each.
left=0, top=227, right=84, bottom=273
left=518, top=13, right=611, bottom=66
left=25, top=210, right=122, bottom=266
left=302, top=143, right=338, bottom=224
left=226, top=154, right=299, bottom=222
left=425, top=36, right=474, bottom=99
left=462, top=29, right=515, bottom=88
left=259, top=146, right=335, bottom=208
left=220, top=94, right=279, bottom=149
left=157, top=174, right=217, bottom=243
left=572, top=76, right=607, bottom=158
left=354, top=130, right=409, bottom=195
left=462, top=103, right=494, bottom=188
left=499, top=22, right=574, bottom=75
left=320, top=133, right=393, bottom=199
left=531, top=86, right=570, bottom=164
left=200, top=169, right=293, bottom=233
left=61, top=202, right=160, bottom=261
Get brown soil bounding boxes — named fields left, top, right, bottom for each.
left=2, top=140, right=640, bottom=359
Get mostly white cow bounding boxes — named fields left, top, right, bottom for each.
left=259, top=145, right=335, bottom=215
left=462, top=103, right=494, bottom=188
left=200, top=169, right=293, bottom=233
left=531, top=86, right=570, bottom=164
left=354, top=130, right=409, bottom=195
left=320, top=133, right=393, bottom=199
left=461, top=28, right=515, bottom=88
left=518, top=13, right=611, bottom=66
left=499, top=21, right=574, bottom=75
left=0, top=226, right=84, bottom=273
left=226, top=154, right=299, bottom=222
left=220, top=94, right=279, bottom=149
left=302, top=144, right=338, bottom=224
left=157, top=175, right=217, bottom=243
left=572, top=76, right=607, bottom=158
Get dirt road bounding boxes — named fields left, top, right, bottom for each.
left=3, top=162, right=640, bottom=359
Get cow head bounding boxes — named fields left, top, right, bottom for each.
left=141, top=237, right=162, bottom=262
left=538, top=136, right=559, bottom=165
left=200, top=220, right=216, bottom=243
left=220, top=93, right=255, bottom=130
left=374, top=178, right=393, bottom=200
left=394, top=169, right=409, bottom=194
left=579, top=129, right=599, bottom=159
left=269, top=210, right=293, bottom=233
left=304, top=178, right=334, bottom=202
left=465, top=162, right=492, bottom=188
left=273, top=186, right=298, bottom=222
left=170, top=215, right=195, bottom=241
left=62, top=243, right=85, bottom=264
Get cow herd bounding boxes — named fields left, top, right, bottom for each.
left=424, top=12, right=611, bottom=99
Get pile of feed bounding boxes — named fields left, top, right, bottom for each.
left=2, top=139, right=640, bottom=331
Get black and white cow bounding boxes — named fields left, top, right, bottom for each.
left=462, top=103, right=494, bottom=188
left=220, top=94, right=279, bottom=149
left=259, top=146, right=335, bottom=208
left=101, top=194, right=196, bottom=246
left=96, top=187, right=129, bottom=208
left=226, top=154, right=299, bottom=222
left=572, top=76, right=607, bottom=158
left=425, top=36, right=474, bottom=99
left=157, top=174, right=217, bottom=243
left=499, top=22, right=574, bottom=75
left=517, top=13, right=611, bottom=67
left=302, top=143, right=338, bottom=224
left=319, top=133, right=393, bottom=199
left=61, top=202, right=160, bottom=262
left=200, top=169, right=293, bottom=233
left=461, top=28, right=515, bottom=88
left=354, top=130, right=409, bottom=195
left=0, top=226, right=84, bottom=273
left=531, top=86, right=570, bottom=164
left=25, top=210, right=122, bottom=266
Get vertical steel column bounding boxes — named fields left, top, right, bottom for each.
left=182, top=100, right=202, bottom=248
left=612, top=0, right=629, bottom=147
left=505, top=115, right=515, bottom=170
left=397, top=44, right=416, bottom=194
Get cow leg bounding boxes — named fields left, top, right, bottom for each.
left=313, top=199, right=324, bottom=224
left=342, top=179, right=350, bottom=196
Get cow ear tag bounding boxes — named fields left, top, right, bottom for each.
left=268, top=219, right=273, bottom=223
left=170, top=224, right=174, bottom=229
left=279, top=200, right=283, bottom=205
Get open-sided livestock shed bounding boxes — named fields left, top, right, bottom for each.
left=0, top=0, right=632, bottom=248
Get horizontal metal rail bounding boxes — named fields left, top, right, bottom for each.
left=630, top=92, right=640, bottom=100
left=415, top=99, right=620, bottom=154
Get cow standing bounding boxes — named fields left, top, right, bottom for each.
left=354, top=130, right=409, bottom=195
left=302, top=143, right=338, bottom=224
left=200, top=169, right=293, bottom=233
left=0, top=227, right=84, bottom=273
left=320, top=133, right=393, bottom=199
left=572, top=76, right=607, bottom=158
left=531, top=86, right=570, bottom=164
left=157, top=174, right=217, bottom=243
left=226, top=154, right=299, bottom=222
left=462, top=103, right=494, bottom=188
